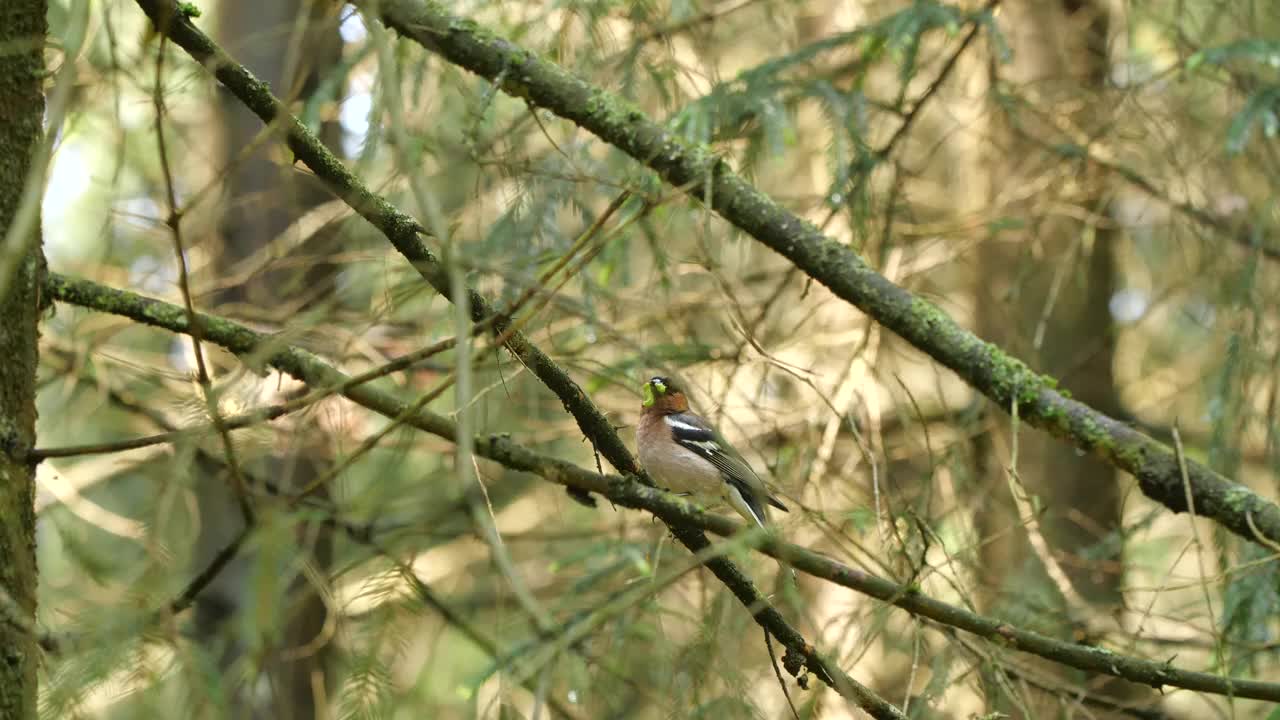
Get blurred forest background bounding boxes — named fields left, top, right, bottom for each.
left=2, top=0, right=1279, bottom=718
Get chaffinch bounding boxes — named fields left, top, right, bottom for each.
left=637, top=376, right=788, bottom=528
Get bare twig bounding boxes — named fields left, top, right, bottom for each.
left=152, top=24, right=253, bottom=526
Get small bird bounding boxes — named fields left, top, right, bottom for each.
left=637, top=376, right=788, bottom=528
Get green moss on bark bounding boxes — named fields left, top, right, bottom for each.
left=0, top=1, right=46, bottom=716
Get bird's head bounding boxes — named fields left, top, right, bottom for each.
left=641, top=376, right=689, bottom=414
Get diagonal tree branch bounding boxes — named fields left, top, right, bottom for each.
left=123, top=2, right=898, bottom=711
left=352, top=0, right=1280, bottom=549
left=43, top=272, right=1280, bottom=705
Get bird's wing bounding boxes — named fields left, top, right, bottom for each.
left=664, top=413, right=788, bottom=514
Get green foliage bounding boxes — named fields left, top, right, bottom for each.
left=671, top=0, right=970, bottom=152
left=1186, top=39, right=1280, bottom=72
left=1186, top=39, right=1280, bottom=153
left=1225, top=86, right=1280, bottom=154
left=1221, top=546, right=1280, bottom=675
left=337, top=652, right=394, bottom=720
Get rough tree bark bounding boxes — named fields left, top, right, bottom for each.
left=0, top=0, right=46, bottom=717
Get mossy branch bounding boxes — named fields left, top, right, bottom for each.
left=43, top=272, right=1280, bottom=704
left=359, top=0, right=1280, bottom=549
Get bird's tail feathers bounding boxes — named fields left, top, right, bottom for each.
left=727, top=479, right=770, bottom=528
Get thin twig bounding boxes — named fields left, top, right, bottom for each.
left=152, top=26, right=253, bottom=526
left=765, top=627, right=803, bottom=720
left=1172, top=426, right=1228, bottom=689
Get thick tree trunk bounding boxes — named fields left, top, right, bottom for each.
left=0, top=1, right=47, bottom=717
